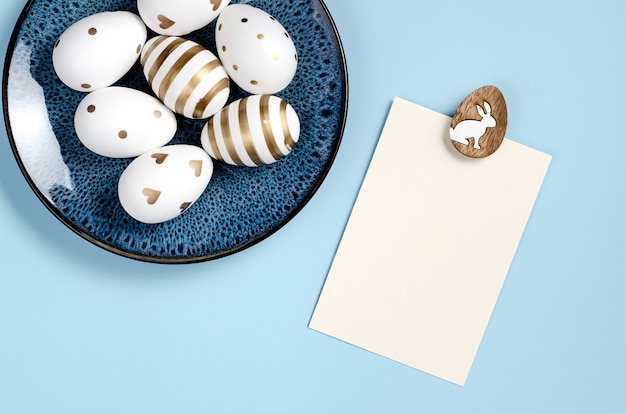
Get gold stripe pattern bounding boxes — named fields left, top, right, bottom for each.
left=175, top=58, right=222, bottom=115
left=260, top=95, right=283, bottom=161
left=147, top=37, right=186, bottom=85
left=202, top=96, right=299, bottom=166
left=192, top=77, right=229, bottom=119
left=142, top=36, right=229, bottom=119
left=280, top=100, right=296, bottom=151
left=206, top=118, right=223, bottom=161
left=220, top=107, right=244, bottom=166
left=158, top=44, right=204, bottom=101
left=238, top=97, right=263, bottom=166
left=141, top=35, right=169, bottom=70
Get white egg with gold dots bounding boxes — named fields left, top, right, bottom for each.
left=215, top=4, right=298, bottom=95
left=52, top=11, right=147, bottom=92
left=74, top=86, right=177, bottom=158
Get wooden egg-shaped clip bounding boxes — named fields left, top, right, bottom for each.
left=449, top=85, right=507, bottom=158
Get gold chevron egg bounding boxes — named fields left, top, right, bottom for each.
left=140, top=35, right=230, bottom=119
left=200, top=95, right=300, bottom=167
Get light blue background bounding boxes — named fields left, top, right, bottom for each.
left=1, top=0, right=625, bottom=412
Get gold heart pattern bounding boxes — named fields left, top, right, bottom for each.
left=151, top=153, right=168, bottom=164
left=210, top=0, right=222, bottom=12
left=142, top=188, right=161, bottom=205
left=141, top=160, right=200, bottom=208
left=189, top=160, right=203, bottom=177
left=157, top=14, right=175, bottom=30
left=179, top=202, right=192, bottom=213
left=118, top=145, right=213, bottom=224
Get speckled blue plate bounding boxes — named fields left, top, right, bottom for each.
left=3, top=0, right=347, bottom=263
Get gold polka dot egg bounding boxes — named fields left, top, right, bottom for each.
left=216, top=4, right=298, bottom=95
left=52, top=11, right=147, bottom=92
left=74, top=87, right=177, bottom=158
left=137, top=0, right=230, bottom=36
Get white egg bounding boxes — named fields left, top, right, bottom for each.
left=141, top=35, right=230, bottom=119
left=118, top=144, right=214, bottom=224
left=74, top=86, right=177, bottom=158
left=52, top=11, right=147, bottom=92
left=137, top=0, right=230, bottom=36
left=200, top=95, right=300, bottom=166
left=215, top=4, right=298, bottom=94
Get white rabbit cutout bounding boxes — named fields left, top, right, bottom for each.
left=450, top=101, right=496, bottom=150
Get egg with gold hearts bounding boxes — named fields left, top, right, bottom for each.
left=137, top=0, right=231, bottom=36
left=118, top=144, right=214, bottom=224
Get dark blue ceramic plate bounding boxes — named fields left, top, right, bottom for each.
left=3, top=0, right=347, bottom=263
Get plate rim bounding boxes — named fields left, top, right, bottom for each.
left=2, top=0, right=349, bottom=264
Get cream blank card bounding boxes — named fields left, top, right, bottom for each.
left=309, top=97, right=551, bottom=386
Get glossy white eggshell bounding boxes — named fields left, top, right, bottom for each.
left=200, top=95, right=300, bottom=166
left=141, top=35, right=230, bottom=119
left=74, top=86, right=177, bottom=158
left=52, top=11, right=147, bottom=92
left=118, top=144, right=214, bottom=223
left=137, top=0, right=230, bottom=36
left=216, top=4, right=298, bottom=94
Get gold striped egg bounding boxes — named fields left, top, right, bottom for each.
left=200, top=95, right=300, bottom=166
left=140, top=35, right=230, bottom=119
